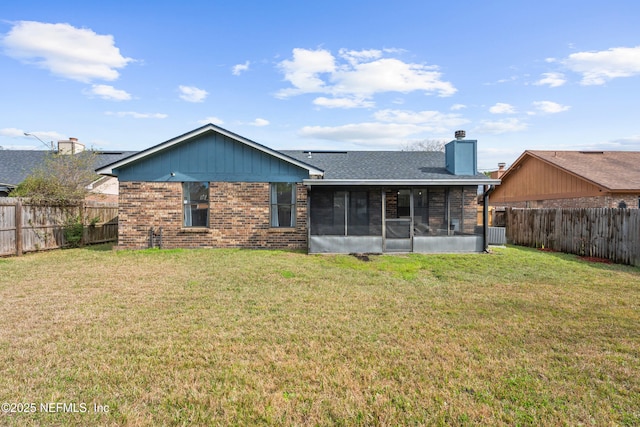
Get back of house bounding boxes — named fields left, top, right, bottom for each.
left=97, top=125, right=499, bottom=253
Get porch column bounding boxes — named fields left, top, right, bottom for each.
left=381, top=188, right=386, bottom=249
left=410, top=188, right=415, bottom=241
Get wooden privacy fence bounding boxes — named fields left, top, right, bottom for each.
left=506, top=208, right=640, bottom=266
left=0, top=198, right=118, bottom=256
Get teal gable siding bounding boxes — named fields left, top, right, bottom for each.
left=116, top=131, right=309, bottom=182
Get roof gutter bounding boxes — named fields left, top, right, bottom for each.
left=483, top=184, right=496, bottom=252
left=303, top=178, right=502, bottom=186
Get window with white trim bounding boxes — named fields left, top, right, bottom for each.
left=270, top=183, right=296, bottom=227
left=183, top=182, right=209, bottom=227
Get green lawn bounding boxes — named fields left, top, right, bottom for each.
left=0, top=245, right=638, bottom=426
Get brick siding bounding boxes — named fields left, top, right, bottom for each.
left=463, top=186, right=479, bottom=234
left=118, top=182, right=480, bottom=251
left=118, top=181, right=308, bottom=250
left=385, top=186, right=478, bottom=234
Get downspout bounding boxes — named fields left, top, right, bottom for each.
left=483, top=185, right=495, bottom=252
left=306, top=185, right=311, bottom=254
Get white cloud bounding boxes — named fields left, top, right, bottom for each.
left=602, top=135, right=640, bottom=150
left=178, top=85, right=209, bottom=102
left=338, top=48, right=383, bottom=65
left=0, top=127, right=28, bottom=138
left=298, top=107, right=469, bottom=146
left=178, top=85, right=208, bottom=103
left=493, top=75, right=518, bottom=84
left=197, top=116, right=224, bottom=125
left=26, top=130, right=65, bottom=141
left=236, top=118, right=270, bottom=127
left=451, top=104, right=467, bottom=111
left=299, top=122, right=426, bottom=145
left=475, top=118, right=528, bottom=134
left=313, top=97, right=374, bottom=109
left=0, top=144, right=42, bottom=150
left=249, top=118, right=269, bottom=127
left=276, top=48, right=336, bottom=97
left=564, top=46, right=640, bottom=85
left=106, top=111, right=167, bottom=119
left=373, top=109, right=469, bottom=131
left=86, top=84, right=131, bottom=101
left=276, top=48, right=456, bottom=106
left=232, top=61, right=250, bottom=75
left=1, top=21, right=132, bottom=83
left=333, top=58, right=456, bottom=97
left=532, top=101, right=570, bottom=114
left=534, top=72, right=566, bottom=87
left=0, top=128, right=64, bottom=147
left=489, top=103, right=516, bottom=114
left=552, top=135, right=640, bottom=152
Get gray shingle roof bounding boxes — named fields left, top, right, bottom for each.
left=0, top=151, right=49, bottom=186
left=280, top=150, right=486, bottom=180
left=0, top=150, right=136, bottom=187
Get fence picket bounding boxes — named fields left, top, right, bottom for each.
left=506, top=208, right=640, bottom=266
left=0, top=198, right=118, bottom=256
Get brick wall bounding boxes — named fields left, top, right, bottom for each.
left=118, top=181, right=308, bottom=250
left=385, top=190, right=398, bottom=218
left=384, top=186, right=478, bottom=234
left=463, top=186, right=479, bottom=234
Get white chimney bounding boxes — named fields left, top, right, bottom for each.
left=455, top=130, right=466, bottom=140
left=57, top=137, right=85, bottom=155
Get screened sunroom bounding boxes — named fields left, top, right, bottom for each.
left=283, top=133, right=500, bottom=254
left=307, top=184, right=484, bottom=254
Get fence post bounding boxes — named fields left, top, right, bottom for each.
left=80, top=201, right=86, bottom=246
left=15, top=199, right=23, bottom=256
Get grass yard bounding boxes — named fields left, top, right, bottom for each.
left=0, top=245, right=638, bottom=426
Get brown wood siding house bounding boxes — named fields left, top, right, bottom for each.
left=489, top=150, right=640, bottom=209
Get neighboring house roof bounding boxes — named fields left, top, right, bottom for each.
left=93, top=152, right=140, bottom=170
left=282, top=150, right=495, bottom=185
left=511, top=150, right=640, bottom=191
left=0, top=149, right=136, bottom=189
left=0, top=150, right=49, bottom=187
left=96, top=124, right=324, bottom=177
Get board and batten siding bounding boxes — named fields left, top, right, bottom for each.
left=116, top=131, right=309, bottom=183
left=491, top=156, right=603, bottom=205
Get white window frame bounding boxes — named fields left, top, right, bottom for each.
left=183, top=182, right=209, bottom=228
left=270, top=183, right=296, bottom=228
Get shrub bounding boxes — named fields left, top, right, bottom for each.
left=63, top=215, right=84, bottom=247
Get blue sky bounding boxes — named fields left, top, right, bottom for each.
left=1, top=0, right=639, bottom=171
